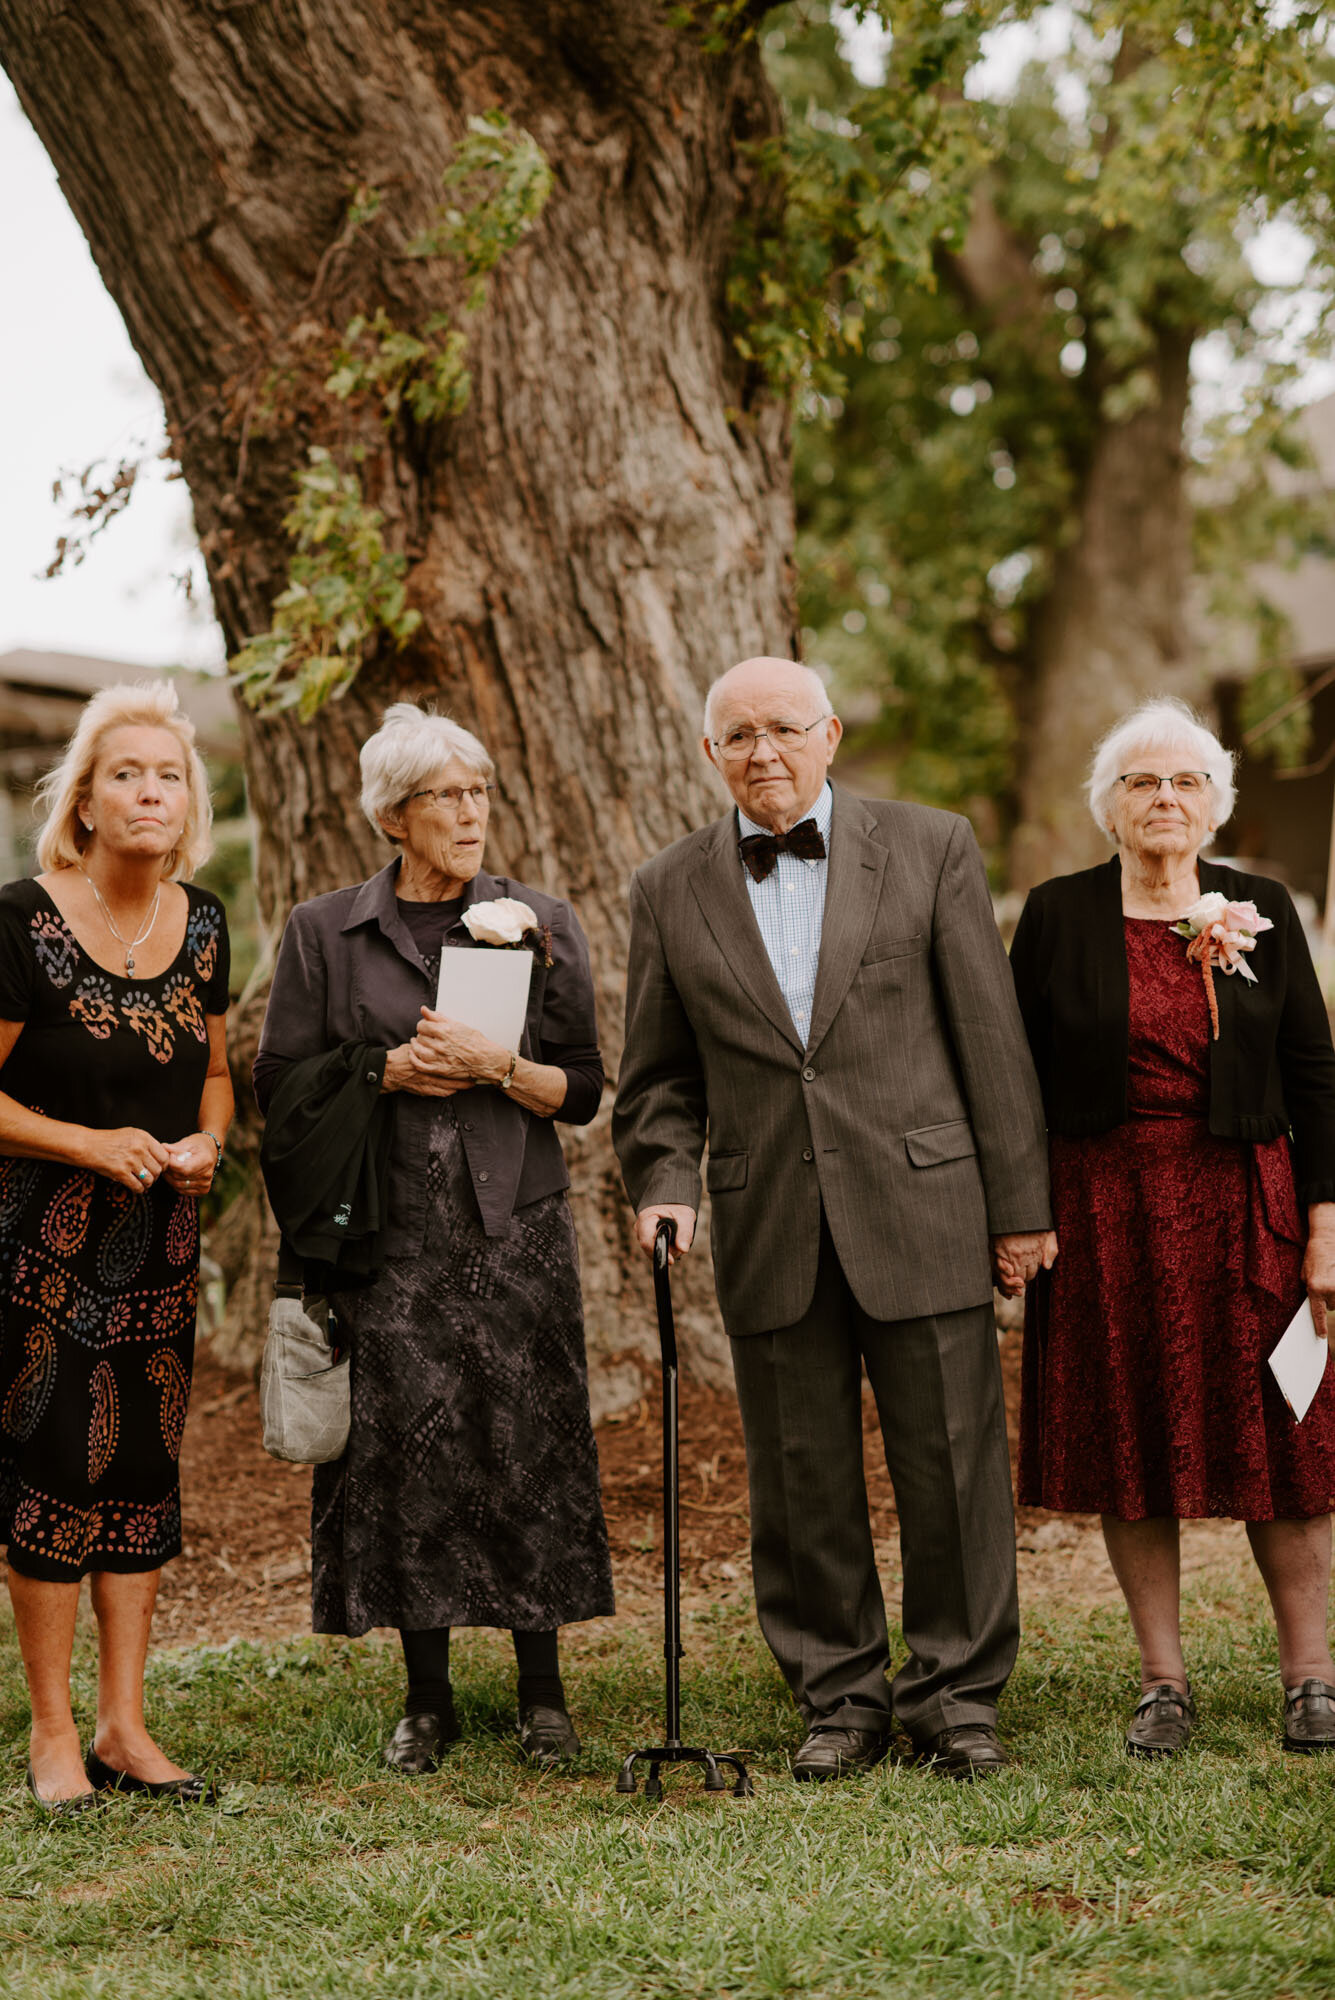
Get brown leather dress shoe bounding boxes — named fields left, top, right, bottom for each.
left=918, top=1723, right=1011, bottom=1779
left=791, top=1724, right=888, bottom=1782
left=1125, top=1683, right=1195, bottom=1758
left=517, top=1703, right=581, bottom=1764
left=384, top=1712, right=457, bottom=1775
left=1283, top=1679, right=1335, bottom=1753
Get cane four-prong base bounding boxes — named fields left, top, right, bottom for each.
left=615, top=1743, right=753, bottom=1799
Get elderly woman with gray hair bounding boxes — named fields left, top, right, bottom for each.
left=254, top=703, right=612, bottom=1771
left=1010, top=697, right=1335, bottom=1759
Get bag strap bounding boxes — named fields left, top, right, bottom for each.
left=275, top=1235, right=305, bottom=1299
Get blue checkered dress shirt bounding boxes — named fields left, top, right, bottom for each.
left=735, top=781, right=833, bottom=1048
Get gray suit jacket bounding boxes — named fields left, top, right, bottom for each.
left=612, top=786, right=1050, bottom=1335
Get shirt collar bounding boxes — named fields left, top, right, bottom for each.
left=737, top=780, right=833, bottom=846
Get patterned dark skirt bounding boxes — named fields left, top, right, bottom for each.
left=312, top=1109, right=615, bottom=1636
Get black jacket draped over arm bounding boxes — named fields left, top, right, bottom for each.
left=1009, top=854, right=1335, bottom=1211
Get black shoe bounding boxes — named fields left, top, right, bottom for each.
left=26, top=1763, right=99, bottom=1815
left=1283, top=1678, right=1335, bottom=1753
left=791, top=1724, right=888, bottom=1782
left=84, top=1748, right=216, bottom=1803
left=384, top=1712, right=457, bottom=1775
left=517, top=1703, right=580, bottom=1764
left=1125, top=1683, right=1195, bottom=1759
left=918, top=1723, right=1012, bottom=1779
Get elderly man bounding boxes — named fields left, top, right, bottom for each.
left=613, top=657, right=1052, bottom=1780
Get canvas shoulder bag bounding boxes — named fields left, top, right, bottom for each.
left=259, top=1239, right=350, bottom=1465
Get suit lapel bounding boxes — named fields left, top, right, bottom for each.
left=805, top=788, right=889, bottom=1058
left=688, top=820, right=805, bottom=1056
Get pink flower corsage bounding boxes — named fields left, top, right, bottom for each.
left=1170, top=892, right=1273, bottom=1040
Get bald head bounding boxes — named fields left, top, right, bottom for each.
left=701, top=656, right=842, bottom=833
left=703, top=658, right=832, bottom=743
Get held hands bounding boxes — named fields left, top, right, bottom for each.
left=85, top=1127, right=171, bottom=1193
left=634, top=1205, right=696, bottom=1264
left=163, top=1134, right=219, bottom=1199
left=382, top=1009, right=508, bottom=1098
left=991, top=1228, right=1059, bottom=1299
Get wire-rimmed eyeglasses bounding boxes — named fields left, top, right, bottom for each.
left=1116, top=771, right=1210, bottom=797
left=407, top=782, right=497, bottom=813
left=712, top=716, right=833, bottom=763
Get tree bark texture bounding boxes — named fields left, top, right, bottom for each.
left=1008, top=329, right=1204, bottom=890
left=1, top=0, right=797, bottom=1403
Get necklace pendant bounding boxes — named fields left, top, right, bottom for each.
left=124, top=953, right=134, bottom=974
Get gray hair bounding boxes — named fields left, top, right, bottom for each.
left=702, top=661, right=832, bottom=741
left=359, top=702, right=495, bottom=840
left=1086, top=696, right=1236, bottom=843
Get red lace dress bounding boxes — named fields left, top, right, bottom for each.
left=1020, top=918, right=1335, bottom=1521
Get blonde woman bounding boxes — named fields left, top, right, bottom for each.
left=0, top=682, right=232, bottom=1810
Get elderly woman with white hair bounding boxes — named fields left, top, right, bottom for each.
left=1010, top=696, right=1335, bottom=1758
left=0, top=682, right=232, bottom=1809
left=254, top=703, right=612, bottom=1773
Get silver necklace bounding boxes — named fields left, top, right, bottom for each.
left=81, top=871, right=161, bottom=975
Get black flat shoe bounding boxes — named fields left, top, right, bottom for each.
left=917, top=1723, right=1012, bottom=1780
left=26, top=1764, right=99, bottom=1815
left=84, top=1748, right=216, bottom=1803
left=1125, top=1683, right=1195, bottom=1758
left=1284, top=1678, right=1335, bottom=1753
left=517, top=1703, right=581, bottom=1764
left=791, top=1724, right=888, bottom=1782
left=384, top=1712, right=458, bottom=1775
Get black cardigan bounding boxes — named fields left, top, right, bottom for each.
left=1009, top=854, right=1335, bottom=1210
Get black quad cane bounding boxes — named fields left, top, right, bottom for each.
left=615, top=1218, right=753, bottom=1800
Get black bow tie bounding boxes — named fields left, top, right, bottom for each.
left=738, top=818, right=827, bottom=883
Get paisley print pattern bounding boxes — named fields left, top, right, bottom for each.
left=41, top=1174, right=93, bottom=1255
left=165, top=1195, right=197, bottom=1268
left=1, top=1323, right=56, bottom=1441
left=96, top=1187, right=153, bottom=1287
left=0, top=879, right=229, bottom=1580
left=69, top=974, right=118, bottom=1039
left=29, top=911, right=78, bottom=988
left=186, top=903, right=220, bottom=983
left=88, top=1359, right=119, bottom=1481
left=120, top=988, right=175, bottom=1064
left=146, top=1348, right=190, bottom=1460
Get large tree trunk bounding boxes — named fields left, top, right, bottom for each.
left=1, top=1, right=796, bottom=1405
left=1008, top=329, right=1205, bottom=890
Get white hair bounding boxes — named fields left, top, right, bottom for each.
left=1086, top=696, right=1236, bottom=843
left=359, top=702, right=495, bottom=841
left=703, top=661, right=832, bottom=741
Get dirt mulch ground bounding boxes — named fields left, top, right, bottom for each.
left=12, top=1326, right=1245, bottom=1650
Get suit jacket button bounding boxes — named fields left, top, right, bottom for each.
left=802, top=1148, right=813, bottom=1163
left=802, top=1066, right=816, bottom=1081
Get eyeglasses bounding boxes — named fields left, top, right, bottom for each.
left=407, top=782, right=496, bottom=813
left=1117, top=771, right=1210, bottom=796
left=713, top=717, right=832, bottom=763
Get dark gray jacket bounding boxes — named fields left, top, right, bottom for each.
left=613, top=787, right=1051, bottom=1334
left=256, top=860, right=601, bottom=1246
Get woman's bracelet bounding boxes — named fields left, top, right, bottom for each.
left=202, top=1129, right=224, bottom=1165
left=499, top=1052, right=518, bottom=1091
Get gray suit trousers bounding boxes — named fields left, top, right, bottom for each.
left=729, top=1220, right=1019, bottom=1742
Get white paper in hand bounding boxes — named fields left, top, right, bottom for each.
left=1268, top=1298, right=1328, bottom=1423
left=435, top=947, right=533, bottom=1055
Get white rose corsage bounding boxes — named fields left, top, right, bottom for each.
left=1170, top=892, right=1273, bottom=1040
left=462, top=897, right=553, bottom=965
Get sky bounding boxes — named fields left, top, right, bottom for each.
left=1, top=16, right=1329, bottom=677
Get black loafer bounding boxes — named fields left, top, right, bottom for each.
left=791, top=1725, right=888, bottom=1782
left=1126, top=1683, right=1195, bottom=1758
left=918, top=1723, right=1011, bottom=1779
left=1283, top=1678, right=1335, bottom=1753
left=26, top=1764, right=99, bottom=1815
left=84, top=1748, right=216, bottom=1803
left=517, top=1703, right=581, bottom=1764
left=384, top=1712, right=458, bottom=1775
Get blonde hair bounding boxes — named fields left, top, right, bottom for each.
left=360, top=702, right=494, bottom=842
left=34, top=680, right=214, bottom=879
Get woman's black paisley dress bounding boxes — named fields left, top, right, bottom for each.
left=0, top=879, right=229, bottom=1580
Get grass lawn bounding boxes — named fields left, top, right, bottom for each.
left=2, top=1566, right=1333, bottom=1999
